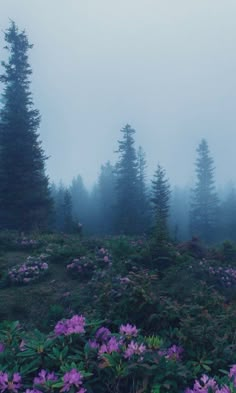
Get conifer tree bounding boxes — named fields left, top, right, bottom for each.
left=97, top=161, right=116, bottom=234
left=190, top=139, right=218, bottom=242
left=0, top=22, right=51, bottom=230
left=136, top=146, right=149, bottom=233
left=220, top=185, right=236, bottom=242
left=70, top=175, right=90, bottom=227
left=63, top=189, right=74, bottom=233
left=114, top=124, right=138, bottom=234
left=151, top=164, right=171, bottom=242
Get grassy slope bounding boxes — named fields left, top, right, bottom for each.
left=0, top=249, right=81, bottom=330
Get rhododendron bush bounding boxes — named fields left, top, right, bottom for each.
left=0, top=316, right=189, bottom=393
left=7, top=257, right=49, bottom=285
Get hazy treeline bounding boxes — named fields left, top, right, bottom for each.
left=1, top=21, right=236, bottom=245
left=51, top=129, right=236, bottom=244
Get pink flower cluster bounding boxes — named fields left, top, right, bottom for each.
left=54, top=315, right=86, bottom=336
left=189, top=260, right=236, bottom=288
left=61, top=369, right=86, bottom=393
left=124, top=341, right=146, bottom=359
left=158, top=345, right=184, bottom=361
left=89, top=324, right=146, bottom=360
left=0, top=372, right=21, bottom=393
left=96, top=248, right=112, bottom=265
left=8, top=258, right=48, bottom=285
left=120, top=323, right=138, bottom=337
left=66, top=257, right=94, bottom=278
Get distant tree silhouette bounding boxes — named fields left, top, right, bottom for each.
left=190, top=139, right=218, bottom=243
left=151, top=164, right=171, bottom=243
left=97, top=161, right=116, bottom=234
left=136, top=146, right=149, bottom=233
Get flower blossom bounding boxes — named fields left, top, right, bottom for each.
left=124, top=341, right=146, bottom=359
left=98, top=337, right=120, bottom=355
left=54, top=315, right=85, bottom=336
left=119, top=324, right=138, bottom=337
left=0, top=372, right=22, bottom=393
left=61, top=369, right=86, bottom=393
left=34, top=370, right=57, bottom=386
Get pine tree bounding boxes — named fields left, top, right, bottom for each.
left=114, top=124, right=138, bottom=234
left=136, top=146, right=149, bottom=233
left=62, top=190, right=74, bottom=233
left=221, top=185, right=236, bottom=242
left=97, top=161, right=116, bottom=234
left=190, top=139, right=218, bottom=243
left=69, top=175, right=89, bottom=227
left=151, top=165, right=171, bottom=242
left=0, top=22, right=51, bottom=230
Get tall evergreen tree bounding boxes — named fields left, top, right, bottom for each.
left=114, top=124, right=138, bottom=234
left=0, top=22, right=51, bottom=230
left=151, top=164, right=171, bottom=242
left=190, top=139, right=218, bottom=243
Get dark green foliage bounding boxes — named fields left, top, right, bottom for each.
left=151, top=165, right=171, bottom=243
left=0, top=22, right=51, bottom=230
left=190, top=139, right=218, bottom=243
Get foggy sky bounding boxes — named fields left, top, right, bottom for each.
left=0, top=0, right=236, bottom=189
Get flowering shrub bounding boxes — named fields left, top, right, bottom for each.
left=7, top=257, right=49, bottom=285
left=0, top=316, right=187, bottom=393
left=188, top=259, right=236, bottom=286
left=15, top=238, right=39, bottom=248
left=66, top=257, right=94, bottom=279
left=185, top=364, right=236, bottom=392
left=54, top=315, right=86, bottom=336
left=95, top=247, right=112, bottom=266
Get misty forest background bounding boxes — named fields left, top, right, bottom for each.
left=0, top=21, right=235, bottom=245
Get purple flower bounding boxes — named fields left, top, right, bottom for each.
left=124, top=341, right=146, bottom=359
left=88, top=340, right=99, bottom=349
left=54, top=315, right=85, bottom=336
left=0, top=344, right=5, bottom=353
left=99, top=337, right=120, bottom=355
left=119, top=324, right=138, bottom=337
left=0, top=372, right=22, bottom=393
left=229, top=364, right=236, bottom=386
left=216, top=387, right=231, bottom=393
left=34, top=370, right=57, bottom=386
left=95, top=327, right=111, bottom=343
left=61, top=369, right=86, bottom=393
left=186, top=374, right=219, bottom=393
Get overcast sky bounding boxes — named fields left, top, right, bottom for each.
left=0, top=0, right=236, bottom=189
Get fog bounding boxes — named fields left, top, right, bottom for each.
left=0, top=0, right=236, bottom=188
